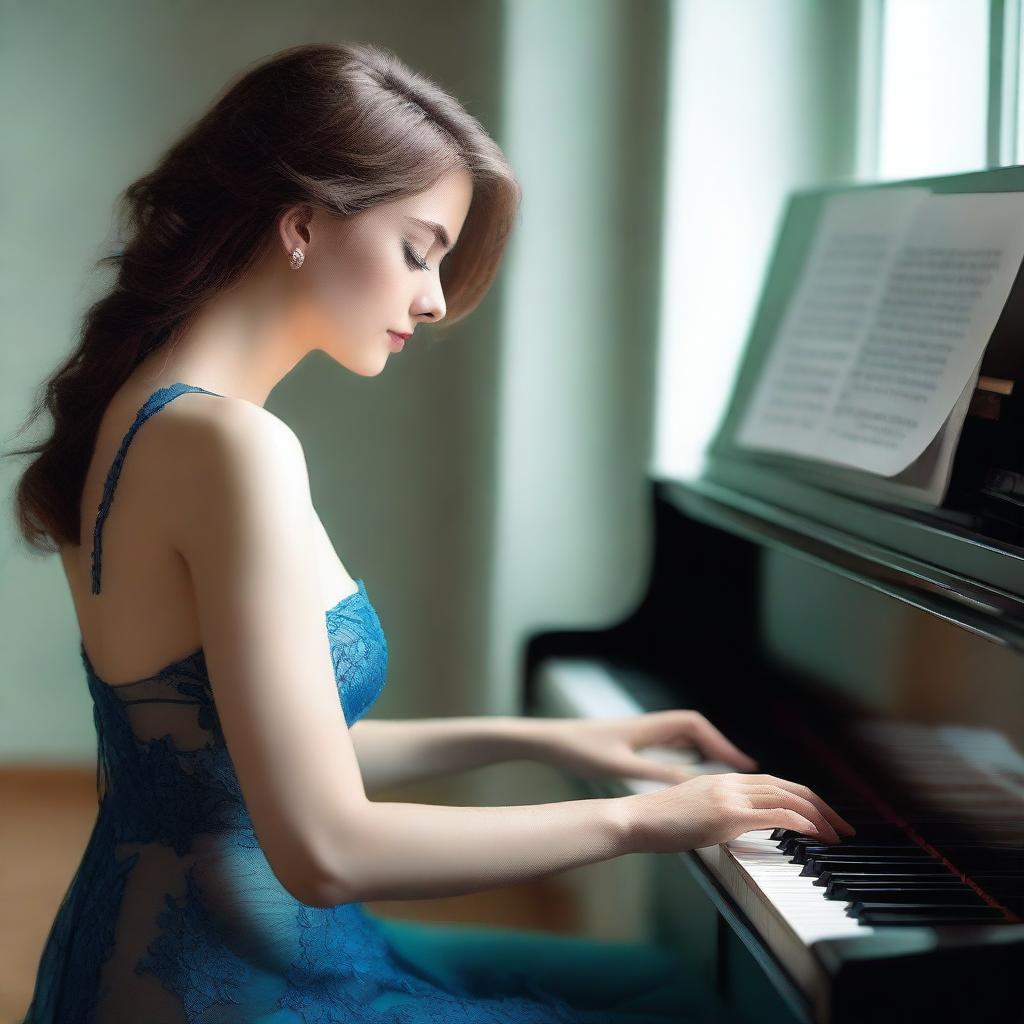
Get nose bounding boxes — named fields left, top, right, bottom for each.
left=416, top=283, right=446, bottom=324
left=419, top=302, right=444, bottom=324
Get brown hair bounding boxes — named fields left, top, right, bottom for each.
left=5, top=40, right=521, bottom=553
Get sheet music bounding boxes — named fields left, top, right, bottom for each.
left=736, top=187, right=1024, bottom=477
left=781, top=350, right=984, bottom=507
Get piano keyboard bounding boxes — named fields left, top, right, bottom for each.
left=534, top=657, right=1024, bottom=1022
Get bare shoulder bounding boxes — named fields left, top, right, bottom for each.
left=149, top=392, right=300, bottom=464
left=145, top=394, right=304, bottom=488
left=142, top=392, right=309, bottom=543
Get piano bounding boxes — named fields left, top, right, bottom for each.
left=523, top=165, right=1024, bottom=1024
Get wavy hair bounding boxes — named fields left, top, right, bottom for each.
left=5, top=40, right=521, bottom=553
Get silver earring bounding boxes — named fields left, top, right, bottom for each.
left=289, top=247, right=305, bottom=269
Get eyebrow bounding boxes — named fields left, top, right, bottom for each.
left=404, top=217, right=453, bottom=253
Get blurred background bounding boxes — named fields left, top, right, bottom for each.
left=0, top=0, right=1016, bottom=1017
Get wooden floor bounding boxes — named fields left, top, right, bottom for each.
left=0, top=767, right=581, bottom=1022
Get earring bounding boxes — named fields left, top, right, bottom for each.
left=289, top=247, right=305, bottom=269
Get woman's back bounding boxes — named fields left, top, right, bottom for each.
left=60, top=379, right=360, bottom=687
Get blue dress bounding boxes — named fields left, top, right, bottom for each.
left=19, top=382, right=735, bottom=1024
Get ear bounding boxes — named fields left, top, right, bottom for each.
left=278, top=204, right=314, bottom=255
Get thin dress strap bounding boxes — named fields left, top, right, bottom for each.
left=90, top=382, right=223, bottom=594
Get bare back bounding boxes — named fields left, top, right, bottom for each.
left=61, top=379, right=358, bottom=686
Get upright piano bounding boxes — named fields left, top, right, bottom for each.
left=523, top=166, right=1024, bottom=1024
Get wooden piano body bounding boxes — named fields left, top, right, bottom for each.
left=523, top=165, right=1024, bottom=1024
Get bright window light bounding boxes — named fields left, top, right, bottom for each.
left=877, top=0, right=988, bottom=179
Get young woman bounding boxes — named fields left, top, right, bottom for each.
left=8, top=41, right=853, bottom=1024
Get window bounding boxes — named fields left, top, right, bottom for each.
left=653, top=0, right=1011, bottom=483
left=877, top=0, right=989, bottom=179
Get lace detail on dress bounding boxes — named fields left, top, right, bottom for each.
left=326, top=579, right=387, bottom=725
left=133, top=866, right=256, bottom=1019
left=128, top=870, right=595, bottom=1024
left=83, top=582, right=382, bottom=853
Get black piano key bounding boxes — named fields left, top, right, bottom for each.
left=816, top=867, right=954, bottom=887
left=825, top=879, right=967, bottom=898
left=779, top=837, right=914, bottom=855
left=800, top=850, right=936, bottom=859
left=802, top=853, right=936, bottom=865
left=771, top=824, right=1024, bottom=842
left=781, top=832, right=911, bottom=845
left=788, top=844, right=926, bottom=863
left=788, top=842, right=1024, bottom=870
left=819, top=870, right=957, bottom=891
left=841, top=888, right=988, bottom=906
left=849, top=902, right=1008, bottom=920
left=802, top=858, right=937, bottom=876
left=860, top=911, right=1011, bottom=926
left=786, top=833, right=1024, bottom=849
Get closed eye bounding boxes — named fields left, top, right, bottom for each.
left=403, top=242, right=430, bottom=272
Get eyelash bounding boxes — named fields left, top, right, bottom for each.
left=403, top=242, right=430, bottom=271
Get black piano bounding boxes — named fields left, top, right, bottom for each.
left=523, top=165, right=1024, bottom=1024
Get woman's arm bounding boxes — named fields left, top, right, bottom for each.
left=348, top=716, right=557, bottom=793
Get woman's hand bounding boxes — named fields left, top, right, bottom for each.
left=625, top=772, right=857, bottom=854
left=533, top=710, right=759, bottom=786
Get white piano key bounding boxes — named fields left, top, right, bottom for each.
left=712, top=830, right=874, bottom=944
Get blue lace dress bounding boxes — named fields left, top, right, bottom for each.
left=19, top=382, right=734, bottom=1024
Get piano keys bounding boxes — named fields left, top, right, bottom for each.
left=530, top=652, right=1023, bottom=1024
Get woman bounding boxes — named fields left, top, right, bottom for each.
left=8, top=41, right=853, bottom=1023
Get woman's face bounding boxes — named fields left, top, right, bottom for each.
left=283, top=167, right=474, bottom=375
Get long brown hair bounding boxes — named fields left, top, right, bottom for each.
left=5, top=40, right=521, bottom=553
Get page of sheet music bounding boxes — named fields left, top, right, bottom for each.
left=778, top=349, right=984, bottom=508
left=736, top=187, right=1024, bottom=476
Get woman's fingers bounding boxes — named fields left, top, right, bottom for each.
left=748, top=806, right=831, bottom=841
left=745, top=786, right=841, bottom=842
left=745, top=774, right=855, bottom=836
